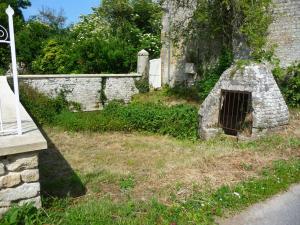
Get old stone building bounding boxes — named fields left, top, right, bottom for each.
left=160, top=0, right=300, bottom=86
left=160, top=0, right=198, bottom=87
left=268, top=0, right=300, bottom=67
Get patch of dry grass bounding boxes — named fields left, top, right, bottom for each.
left=40, top=109, right=300, bottom=203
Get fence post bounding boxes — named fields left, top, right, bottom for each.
left=6, top=6, right=22, bottom=135
left=137, top=49, right=149, bottom=78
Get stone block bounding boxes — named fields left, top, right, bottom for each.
left=0, top=207, right=9, bottom=217
left=0, top=162, right=5, bottom=176
left=19, top=196, right=41, bottom=209
left=0, top=173, right=21, bottom=189
left=20, top=169, right=39, bottom=183
left=0, top=183, right=40, bottom=202
left=0, top=201, right=10, bottom=208
left=6, top=153, right=38, bottom=172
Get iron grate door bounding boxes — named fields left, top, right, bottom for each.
left=218, top=90, right=252, bottom=136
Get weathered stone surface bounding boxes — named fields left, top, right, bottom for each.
left=19, top=196, right=41, bottom=209
left=160, top=0, right=198, bottom=86
left=233, top=0, right=300, bottom=66
left=268, top=0, right=300, bottom=67
left=0, top=162, right=5, bottom=176
left=6, top=152, right=38, bottom=172
left=0, top=207, right=9, bottom=217
left=0, top=183, right=40, bottom=202
left=0, top=201, right=11, bottom=208
left=0, top=173, right=21, bottom=188
left=18, top=75, right=141, bottom=111
left=137, top=49, right=150, bottom=78
left=20, top=77, right=103, bottom=111
left=20, top=169, right=39, bottom=183
left=199, top=63, right=289, bottom=140
left=104, top=77, right=139, bottom=104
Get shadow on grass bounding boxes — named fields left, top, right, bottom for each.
left=38, top=128, right=86, bottom=198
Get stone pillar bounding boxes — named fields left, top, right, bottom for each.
left=0, top=152, right=41, bottom=216
left=0, top=76, right=46, bottom=217
left=137, top=49, right=149, bottom=78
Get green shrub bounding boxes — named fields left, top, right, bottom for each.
left=197, top=49, right=233, bottom=101
left=55, top=102, right=199, bottom=140
left=20, top=85, right=80, bottom=124
left=166, top=84, right=200, bottom=102
left=20, top=86, right=198, bottom=139
left=135, top=78, right=150, bottom=93
left=273, top=63, right=300, bottom=107
left=0, top=203, right=42, bottom=225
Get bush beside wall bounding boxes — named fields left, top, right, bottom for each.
left=20, top=86, right=198, bottom=140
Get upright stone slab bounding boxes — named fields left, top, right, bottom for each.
left=0, top=77, right=47, bottom=217
left=149, top=58, right=162, bottom=89
left=137, top=49, right=150, bottom=78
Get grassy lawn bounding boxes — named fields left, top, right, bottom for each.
left=8, top=108, right=295, bottom=224
left=4, top=87, right=300, bottom=224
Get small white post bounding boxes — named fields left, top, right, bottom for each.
left=6, top=6, right=22, bottom=135
left=137, top=49, right=149, bottom=78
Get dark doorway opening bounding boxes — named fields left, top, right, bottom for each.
left=219, top=90, right=252, bottom=136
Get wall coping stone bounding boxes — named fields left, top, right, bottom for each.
left=0, top=77, right=47, bottom=157
left=13, top=73, right=142, bottom=79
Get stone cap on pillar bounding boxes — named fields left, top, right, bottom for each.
left=138, top=49, right=149, bottom=56
left=0, top=77, right=47, bottom=157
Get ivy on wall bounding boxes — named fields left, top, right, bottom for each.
left=164, top=0, right=274, bottom=100
left=189, top=0, right=273, bottom=62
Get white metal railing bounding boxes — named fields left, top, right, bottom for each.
left=0, top=6, right=22, bottom=136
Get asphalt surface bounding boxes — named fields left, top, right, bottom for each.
left=219, top=184, right=300, bottom=225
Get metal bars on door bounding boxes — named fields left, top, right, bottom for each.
left=218, top=90, right=252, bottom=135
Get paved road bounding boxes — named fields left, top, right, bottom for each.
left=219, top=184, right=300, bottom=225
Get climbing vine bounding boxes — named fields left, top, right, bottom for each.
left=165, top=0, right=274, bottom=100
left=100, top=77, right=107, bottom=106
left=190, top=0, right=273, bottom=61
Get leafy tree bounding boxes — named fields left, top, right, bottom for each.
left=32, top=39, right=72, bottom=74
left=32, top=0, right=162, bottom=74
left=30, top=7, right=66, bottom=30
left=0, top=0, right=31, bottom=73
left=16, top=21, right=56, bottom=72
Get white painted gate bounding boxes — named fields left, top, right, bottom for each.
left=149, top=58, right=161, bottom=89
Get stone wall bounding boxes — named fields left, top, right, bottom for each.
left=268, top=0, right=300, bottom=67
left=0, top=152, right=41, bottom=216
left=17, top=74, right=141, bottom=111
left=234, top=0, right=300, bottom=65
left=160, top=0, right=197, bottom=86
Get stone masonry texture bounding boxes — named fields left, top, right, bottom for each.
left=199, top=63, right=289, bottom=140
left=163, top=0, right=300, bottom=85
left=19, top=75, right=140, bottom=111
left=268, top=0, right=300, bottom=67
left=0, top=152, right=41, bottom=217
left=160, top=0, right=197, bottom=86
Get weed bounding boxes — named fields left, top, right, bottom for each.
left=120, top=175, right=135, bottom=191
